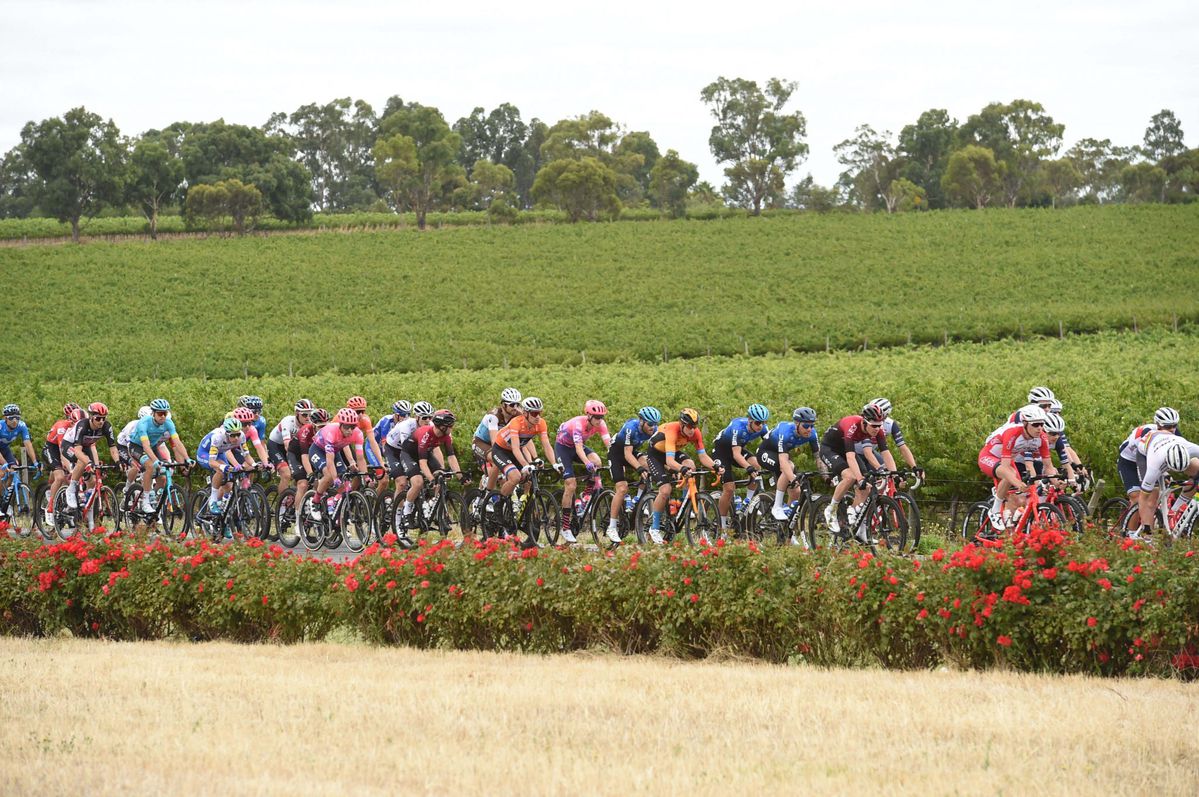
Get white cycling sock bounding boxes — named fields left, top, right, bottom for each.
left=607, top=518, right=619, bottom=531
left=719, top=515, right=729, bottom=529
left=774, top=490, right=785, bottom=509
left=402, top=500, right=413, bottom=514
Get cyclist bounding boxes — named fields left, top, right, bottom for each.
left=308, top=408, right=369, bottom=519
left=1117, top=407, right=1179, bottom=498
left=238, top=395, right=269, bottom=441
left=604, top=406, right=661, bottom=543
left=1046, top=398, right=1088, bottom=483
left=1041, top=413, right=1077, bottom=483
left=267, top=399, right=315, bottom=496
left=286, top=408, right=328, bottom=534
left=197, top=416, right=256, bottom=527
left=977, top=405, right=1058, bottom=531
left=231, top=404, right=270, bottom=465
left=61, top=403, right=120, bottom=514
left=473, top=388, right=522, bottom=478
left=373, top=400, right=410, bottom=451
left=554, top=400, right=613, bottom=544
left=116, top=407, right=153, bottom=490
left=0, top=404, right=40, bottom=512
left=397, top=409, right=466, bottom=539
left=346, top=396, right=387, bottom=489
left=488, top=397, right=561, bottom=531
left=130, top=399, right=191, bottom=515
left=858, top=397, right=923, bottom=480
left=42, top=404, right=82, bottom=525
left=644, top=408, right=722, bottom=545
left=383, top=401, right=433, bottom=505
left=758, top=406, right=822, bottom=528
left=1132, top=436, right=1199, bottom=539
left=818, top=404, right=888, bottom=539
left=713, top=404, right=771, bottom=534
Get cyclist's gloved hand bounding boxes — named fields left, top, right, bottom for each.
left=857, top=478, right=871, bottom=490
left=585, top=461, right=597, bottom=475
left=456, top=471, right=469, bottom=484
left=522, top=464, right=536, bottom=476
left=552, top=462, right=564, bottom=475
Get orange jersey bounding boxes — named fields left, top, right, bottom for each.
left=494, top=415, right=548, bottom=451
left=650, top=422, right=705, bottom=455
left=46, top=419, right=72, bottom=445
left=355, top=413, right=374, bottom=439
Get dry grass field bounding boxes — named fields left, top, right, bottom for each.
left=1, top=637, right=1196, bottom=796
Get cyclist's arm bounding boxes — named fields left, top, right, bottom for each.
left=897, top=442, right=916, bottom=469
left=623, top=446, right=641, bottom=469
left=697, top=449, right=717, bottom=472
left=881, top=448, right=898, bottom=472
left=169, top=436, right=188, bottom=463
left=731, top=443, right=751, bottom=470
left=573, top=437, right=589, bottom=466
left=539, top=431, right=557, bottom=466
left=446, top=451, right=462, bottom=476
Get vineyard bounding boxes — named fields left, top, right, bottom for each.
left=4, top=329, right=1197, bottom=494
left=1, top=204, right=1196, bottom=382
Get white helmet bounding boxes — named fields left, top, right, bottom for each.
left=412, top=401, right=434, bottom=417
left=521, top=396, right=543, bottom=413
left=870, top=397, right=892, bottom=417
left=1043, top=414, right=1065, bottom=434
left=500, top=387, right=522, bottom=404
left=1021, top=405, right=1049, bottom=426
left=1048, top=398, right=1063, bottom=414
left=137, top=406, right=152, bottom=419
left=1165, top=441, right=1191, bottom=473
left=1027, top=386, right=1055, bottom=404
left=1155, top=407, right=1180, bottom=427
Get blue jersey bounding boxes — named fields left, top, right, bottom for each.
left=715, top=417, right=769, bottom=448
left=759, top=421, right=818, bottom=456
left=132, top=416, right=177, bottom=451
left=0, top=420, right=30, bottom=446
left=252, top=416, right=267, bottom=442
left=374, top=415, right=396, bottom=446
left=609, top=418, right=655, bottom=450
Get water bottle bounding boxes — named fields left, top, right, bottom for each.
left=423, top=501, right=435, bottom=519
left=624, top=495, right=635, bottom=513
left=733, top=495, right=744, bottom=514
left=574, top=497, right=585, bottom=517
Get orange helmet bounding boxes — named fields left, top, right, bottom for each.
left=346, top=396, right=367, bottom=411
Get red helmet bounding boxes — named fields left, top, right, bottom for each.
left=70, top=409, right=86, bottom=422
left=861, top=403, right=886, bottom=424
left=88, top=402, right=109, bottom=417
left=63, top=402, right=81, bottom=418
left=584, top=399, right=607, bottom=417
left=310, top=408, right=330, bottom=424
left=346, top=395, right=367, bottom=411
left=336, top=408, right=359, bottom=425
left=232, top=407, right=255, bottom=423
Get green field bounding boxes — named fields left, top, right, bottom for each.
left=1, top=204, right=1196, bottom=382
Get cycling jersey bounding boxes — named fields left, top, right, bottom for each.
left=0, top=420, right=31, bottom=445
left=649, top=422, right=705, bottom=458
left=475, top=411, right=502, bottom=442
left=385, top=417, right=424, bottom=448
left=1119, top=424, right=1156, bottom=463
left=201, top=427, right=248, bottom=457
left=355, top=412, right=375, bottom=443
left=1140, top=433, right=1199, bottom=492
left=117, top=419, right=138, bottom=447
left=494, top=416, right=548, bottom=451
left=251, top=416, right=267, bottom=442
left=132, top=416, right=178, bottom=451
left=759, top=421, right=819, bottom=455
left=313, top=424, right=364, bottom=454
left=983, top=423, right=1050, bottom=462
left=46, top=420, right=72, bottom=446
left=715, top=417, right=769, bottom=448
left=269, top=415, right=299, bottom=445
left=609, top=418, right=655, bottom=451
left=289, top=423, right=317, bottom=454
left=821, top=416, right=886, bottom=456
left=881, top=417, right=906, bottom=447
left=62, top=418, right=116, bottom=449
left=403, top=425, right=452, bottom=460
left=374, top=415, right=397, bottom=446
left=555, top=416, right=612, bottom=448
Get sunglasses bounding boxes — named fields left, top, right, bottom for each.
left=866, top=422, right=882, bottom=429
left=153, top=411, right=168, bottom=417
left=503, top=402, right=519, bottom=408
left=799, top=422, right=814, bottom=429
left=526, top=411, right=541, bottom=417
left=228, top=431, right=243, bottom=438
left=1029, top=422, right=1045, bottom=428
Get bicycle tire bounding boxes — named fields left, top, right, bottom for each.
left=896, top=491, right=921, bottom=552
left=460, top=488, right=484, bottom=537
left=1052, top=495, right=1087, bottom=534
left=275, top=487, right=300, bottom=548
left=189, top=487, right=215, bottom=541
left=436, top=489, right=462, bottom=541
left=518, top=489, right=547, bottom=547
left=1099, top=497, right=1131, bottom=536
left=159, top=484, right=188, bottom=538
left=248, top=484, right=271, bottom=540
left=339, top=491, right=372, bottom=552
left=588, top=489, right=615, bottom=546
left=97, top=486, right=119, bottom=532
left=373, top=490, right=392, bottom=539
left=961, top=501, right=990, bottom=543
left=806, top=494, right=834, bottom=550
left=8, top=483, right=34, bottom=538
left=298, top=490, right=325, bottom=551
left=681, top=492, right=720, bottom=546
left=262, top=485, right=279, bottom=541
left=32, top=481, right=50, bottom=539
left=536, top=489, right=558, bottom=546
left=871, top=495, right=908, bottom=553
left=633, top=493, right=657, bottom=544
left=230, top=492, right=263, bottom=539
left=51, top=485, right=79, bottom=540
left=1032, top=502, right=1068, bottom=532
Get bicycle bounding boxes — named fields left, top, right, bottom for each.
left=634, top=469, right=719, bottom=546
left=736, top=470, right=824, bottom=547
left=552, top=469, right=610, bottom=546
left=879, top=468, right=923, bottom=552
left=0, top=463, right=39, bottom=538
left=808, top=471, right=908, bottom=554
left=122, top=461, right=192, bottom=539
left=50, top=463, right=121, bottom=539
left=297, top=470, right=374, bottom=553
left=589, top=473, right=653, bottom=547
left=1114, top=476, right=1197, bottom=545
left=191, top=464, right=271, bottom=543
left=960, top=475, right=1068, bottom=543
left=394, top=470, right=464, bottom=544
left=478, top=462, right=556, bottom=547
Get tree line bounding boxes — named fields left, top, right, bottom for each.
left=0, top=78, right=1192, bottom=241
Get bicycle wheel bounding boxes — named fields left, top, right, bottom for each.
left=249, top=484, right=271, bottom=540
left=742, top=494, right=776, bottom=544
left=33, top=482, right=54, bottom=541
left=1032, top=502, right=1068, bottom=532
left=160, top=484, right=189, bottom=538
left=1053, top=495, right=1087, bottom=534
left=436, top=489, right=462, bottom=541
left=896, top=492, right=921, bottom=552
left=870, top=495, right=908, bottom=553
left=1098, top=497, right=1130, bottom=536
left=298, top=490, right=325, bottom=551
left=94, top=486, right=119, bottom=532
left=373, top=490, right=392, bottom=539
left=633, top=493, right=657, bottom=544
left=518, top=489, right=548, bottom=547
left=339, top=492, right=372, bottom=552
left=588, top=489, right=615, bottom=546
left=8, top=483, right=34, bottom=538
left=806, top=494, right=834, bottom=549
left=230, top=492, right=263, bottom=539
left=681, top=492, right=720, bottom=546
left=460, top=487, right=484, bottom=537
left=190, top=487, right=216, bottom=541
left=51, top=486, right=79, bottom=540
left=536, top=489, right=559, bottom=546
left=961, top=501, right=991, bottom=543
left=275, top=488, right=300, bottom=548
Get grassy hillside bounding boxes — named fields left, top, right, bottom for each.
left=1, top=204, right=1196, bottom=382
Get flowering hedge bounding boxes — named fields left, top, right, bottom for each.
left=2, top=527, right=1198, bottom=677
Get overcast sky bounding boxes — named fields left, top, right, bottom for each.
left=2, top=0, right=1195, bottom=188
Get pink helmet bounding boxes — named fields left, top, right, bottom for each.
left=584, top=399, right=607, bottom=417
left=232, top=407, right=255, bottom=423
left=336, top=408, right=359, bottom=425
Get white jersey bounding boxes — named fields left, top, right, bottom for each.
left=1140, top=433, right=1199, bottom=492
left=117, top=419, right=139, bottom=447
left=385, top=417, right=419, bottom=448
left=269, top=415, right=298, bottom=445
left=1119, top=424, right=1156, bottom=463
left=204, top=427, right=247, bottom=456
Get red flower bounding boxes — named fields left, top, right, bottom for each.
left=996, top=635, right=1012, bottom=647
left=162, top=578, right=170, bottom=586
left=79, top=559, right=101, bottom=576
left=1097, top=578, right=1112, bottom=590
left=420, top=580, right=430, bottom=589
left=1041, top=568, right=1057, bottom=580
left=1086, top=616, right=1097, bottom=627
left=226, top=579, right=235, bottom=590
left=536, top=577, right=545, bottom=587
left=916, top=609, right=929, bottom=620
left=261, top=595, right=269, bottom=605
left=91, top=622, right=99, bottom=631
left=689, top=594, right=699, bottom=603
left=931, top=549, right=945, bottom=562
left=416, top=614, right=425, bottom=623
left=583, top=564, right=592, bottom=572
left=915, top=592, right=925, bottom=602
left=385, top=580, right=396, bottom=590
left=683, top=577, right=692, bottom=585
left=343, top=575, right=359, bottom=592
left=524, top=621, right=533, bottom=631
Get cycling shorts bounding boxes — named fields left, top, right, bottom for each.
left=712, top=439, right=757, bottom=479
left=554, top=442, right=595, bottom=479
left=1117, top=457, right=1141, bottom=494
left=42, top=442, right=63, bottom=471
left=308, top=445, right=348, bottom=479
left=756, top=448, right=781, bottom=475
left=645, top=447, right=691, bottom=486
left=818, top=445, right=848, bottom=477
left=607, top=447, right=643, bottom=485
left=267, top=439, right=289, bottom=467
left=489, top=445, right=523, bottom=474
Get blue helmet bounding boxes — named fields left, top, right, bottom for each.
left=792, top=407, right=817, bottom=423
left=2, top=403, right=19, bottom=418
left=149, top=398, right=171, bottom=413
left=241, top=395, right=264, bottom=412
left=392, top=400, right=411, bottom=416
left=747, top=403, right=770, bottom=423
left=637, top=406, right=662, bottom=425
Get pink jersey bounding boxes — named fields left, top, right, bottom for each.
left=314, top=424, right=364, bottom=454
left=984, top=423, right=1050, bottom=462
left=555, top=416, right=612, bottom=447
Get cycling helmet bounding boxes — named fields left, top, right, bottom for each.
left=521, top=397, right=543, bottom=413
left=501, top=387, right=522, bottom=404
left=392, top=400, right=411, bottom=416
left=1165, top=441, right=1191, bottom=472
left=412, top=401, right=434, bottom=417
left=432, top=409, right=457, bottom=427
left=1021, top=405, right=1049, bottom=426
left=310, top=408, right=331, bottom=424
left=679, top=408, right=700, bottom=426
left=793, top=407, right=817, bottom=424
left=1027, top=386, right=1055, bottom=404
left=232, top=407, right=255, bottom=423
left=88, top=402, right=109, bottom=417
left=860, top=403, right=886, bottom=424
left=2, top=403, right=19, bottom=419
left=62, top=402, right=81, bottom=418
left=149, top=398, right=170, bottom=413
left=223, top=417, right=243, bottom=434
left=241, top=395, right=264, bottom=412
left=870, top=398, right=892, bottom=417
left=346, top=395, right=367, bottom=411
left=584, top=399, right=608, bottom=417
left=638, top=406, right=662, bottom=425
left=1155, top=407, right=1180, bottom=427
left=137, top=406, right=152, bottom=419
left=237, top=395, right=251, bottom=408
left=335, top=408, right=359, bottom=425
left=294, top=398, right=315, bottom=413
left=1048, top=398, right=1063, bottom=415
left=1043, top=414, right=1065, bottom=434
left=69, top=409, right=85, bottom=422
left=747, top=403, right=770, bottom=423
